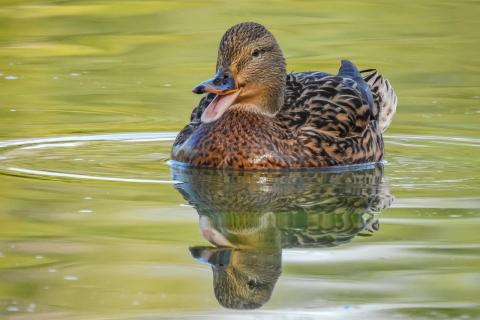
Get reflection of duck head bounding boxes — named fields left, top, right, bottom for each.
left=172, top=164, right=393, bottom=309
left=190, top=212, right=281, bottom=309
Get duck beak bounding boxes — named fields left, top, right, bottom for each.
left=192, top=69, right=240, bottom=123
left=189, top=246, right=232, bottom=269
left=192, top=68, right=237, bottom=95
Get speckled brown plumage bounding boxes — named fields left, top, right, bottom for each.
left=171, top=22, right=397, bottom=169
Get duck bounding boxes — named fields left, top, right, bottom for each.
left=171, top=22, right=397, bottom=169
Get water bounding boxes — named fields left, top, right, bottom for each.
left=0, top=0, right=479, bottom=319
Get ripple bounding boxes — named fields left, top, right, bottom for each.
left=0, top=132, right=177, bottom=184
left=6, top=167, right=178, bottom=184
left=0, top=132, right=478, bottom=187
left=384, top=134, right=480, bottom=147
left=0, top=132, right=177, bottom=149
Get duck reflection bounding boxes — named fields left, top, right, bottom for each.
left=172, top=164, right=393, bottom=309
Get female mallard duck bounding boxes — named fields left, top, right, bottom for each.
left=172, top=22, right=397, bottom=169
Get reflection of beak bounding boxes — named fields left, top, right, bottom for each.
left=189, top=246, right=232, bottom=269
left=192, top=68, right=238, bottom=95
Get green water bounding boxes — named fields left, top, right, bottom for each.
left=0, top=0, right=479, bottom=319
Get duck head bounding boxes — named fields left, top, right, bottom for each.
left=193, top=22, right=287, bottom=123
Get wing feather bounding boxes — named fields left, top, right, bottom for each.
left=278, top=72, right=372, bottom=138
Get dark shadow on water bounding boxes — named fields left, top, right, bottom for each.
left=172, top=165, right=393, bottom=310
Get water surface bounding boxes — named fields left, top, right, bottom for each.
left=0, top=1, right=479, bottom=319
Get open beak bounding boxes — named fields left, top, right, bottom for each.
left=192, top=68, right=240, bottom=123
left=189, top=246, right=232, bottom=269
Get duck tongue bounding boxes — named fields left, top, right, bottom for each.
left=201, top=91, right=240, bottom=123
left=199, top=216, right=233, bottom=247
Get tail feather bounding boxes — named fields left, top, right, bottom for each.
left=361, top=69, right=397, bottom=133
left=339, top=60, right=374, bottom=109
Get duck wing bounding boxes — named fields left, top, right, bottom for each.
left=277, top=60, right=375, bottom=138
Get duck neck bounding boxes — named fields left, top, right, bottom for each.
left=264, top=80, right=286, bottom=115
left=233, top=76, right=286, bottom=117
left=262, top=55, right=287, bottom=115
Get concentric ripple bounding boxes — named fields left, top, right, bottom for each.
left=0, top=132, right=178, bottom=184
left=0, top=133, right=478, bottom=194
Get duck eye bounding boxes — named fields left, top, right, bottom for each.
left=247, top=278, right=258, bottom=290
left=252, top=49, right=262, bottom=58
